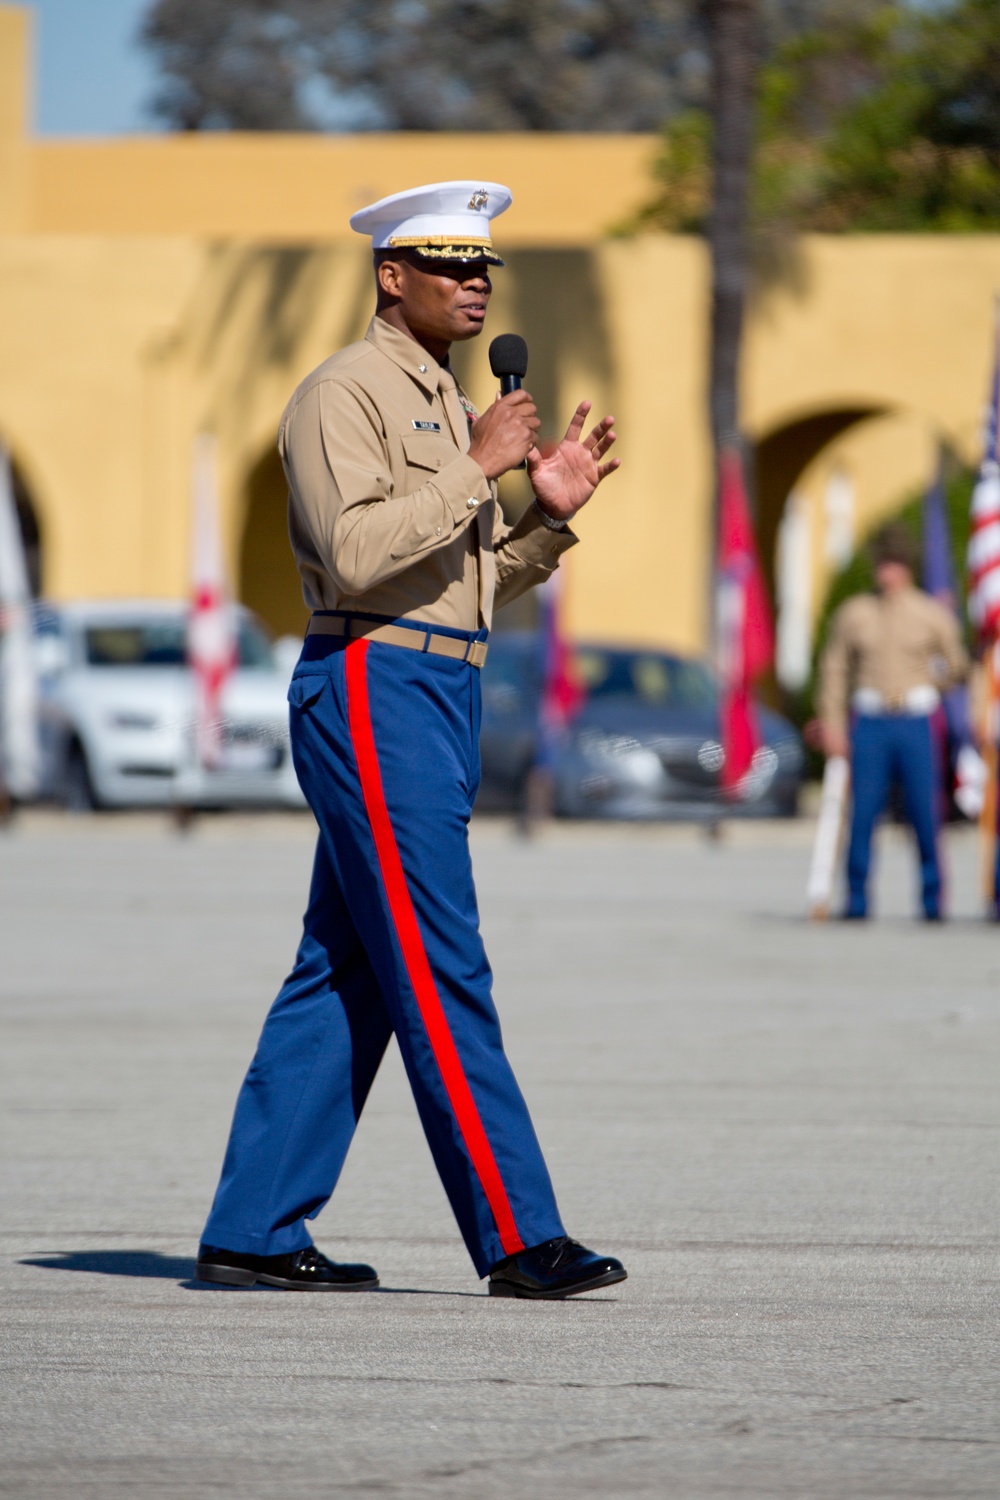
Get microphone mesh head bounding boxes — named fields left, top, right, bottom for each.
left=488, top=334, right=528, bottom=380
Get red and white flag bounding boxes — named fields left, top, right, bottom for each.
left=188, top=434, right=236, bottom=770
left=967, top=317, right=1000, bottom=645
left=966, top=311, right=1000, bottom=910
left=715, top=447, right=774, bottom=794
left=537, top=565, right=585, bottom=746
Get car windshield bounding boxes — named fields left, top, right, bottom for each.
left=573, top=648, right=717, bottom=709
left=83, top=615, right=275, bottom=670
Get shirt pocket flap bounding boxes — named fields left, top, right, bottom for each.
left=287, top=673, right=328, bottom=710
left=401, top=432, right=455, bottom=472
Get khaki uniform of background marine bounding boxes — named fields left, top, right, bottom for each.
left=819, top=559, right=968, bottom=921
left=280, top=315, right=574, bottom=631
left=819, top=588, right=968, bottom=738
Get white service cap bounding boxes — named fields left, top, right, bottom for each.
left=350, top=180, right=512, bottom=266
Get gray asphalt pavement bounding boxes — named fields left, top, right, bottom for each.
left=1, top=810, right=998, bottom=1499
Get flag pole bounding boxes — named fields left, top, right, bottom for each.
left=175, top=433, right=236, bottom=826
left=979, top=640, right=999, bottom=914
left=0, top=448, right=40, bottom=812
left=806, top=754, right=850, bottom=921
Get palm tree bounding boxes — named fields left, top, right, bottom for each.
left=707, top=0, right=759, bottom=463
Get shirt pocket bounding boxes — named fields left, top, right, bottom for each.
left=400, top=431, right=457, bottom=475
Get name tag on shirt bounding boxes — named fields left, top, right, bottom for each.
left=411, top=420, right=441, bottom=432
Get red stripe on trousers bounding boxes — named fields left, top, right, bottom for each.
left=345, top=639, right=524, bottom=1257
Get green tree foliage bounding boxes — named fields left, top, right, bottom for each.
left=140, top=0, right=703, bottom=132
left=631, top=0, right=1000, bottom=236
left=139, top=0, right=887, bottom=135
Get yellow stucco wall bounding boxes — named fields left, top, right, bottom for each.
left=1, top=3, right=998, bottom=658
left=0, top=10, right=657, bottom=244
left=743, top=237, right=995, bottom=462
left=28, top=134, right=659, bottom=244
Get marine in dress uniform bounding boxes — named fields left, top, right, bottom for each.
left=196, top=182, right=627, bottom=1298
left=819, top=524, right=968, bottom=920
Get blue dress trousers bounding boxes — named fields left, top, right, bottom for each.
left=202, top=617, right=565, bottom=1277
left=846, top=711, right=942, bottom=919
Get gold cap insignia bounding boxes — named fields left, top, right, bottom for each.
left=468, top=190, right=490, bottom=211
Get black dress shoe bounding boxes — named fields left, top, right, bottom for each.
left=489, top=1236, right=627, bottom=1299
left=195, top=1243, right=379, bottom=1291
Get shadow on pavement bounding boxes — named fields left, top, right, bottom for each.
left=20, top=1253, right=620, bottom=1302
left=21, top=1250, right=195, bottom=1279
left=20, top=1252, right=488, bottom=1297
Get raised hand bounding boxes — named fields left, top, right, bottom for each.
left=526, top=402, right=619, bottom=522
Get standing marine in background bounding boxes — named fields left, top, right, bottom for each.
left=819, top=523, right=968, bottom=920
left=195, top=181, right=628, bottom=1299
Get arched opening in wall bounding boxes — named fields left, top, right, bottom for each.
left=753, top=407, right=885, bottom=610
left=752, top=406, right=887, bottom=708
left=238, top=446, right=310, bottom=641
left=3, top=451, right=44, bottom=597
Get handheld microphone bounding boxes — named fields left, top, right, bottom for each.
left=489, top=333, right=529, bottom=395
left=488, top=334, right=530, bottom=468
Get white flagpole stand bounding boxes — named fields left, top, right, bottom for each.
left=0, top=449, right=40, bottom=810
left=806, top=755, right=850, bottom=921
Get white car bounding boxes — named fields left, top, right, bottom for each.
left=33, top=600, right=306, bottom=810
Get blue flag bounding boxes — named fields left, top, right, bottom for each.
left=923, top=448, right=974, bottom=787
left=922, top=451, right=956, bottom=608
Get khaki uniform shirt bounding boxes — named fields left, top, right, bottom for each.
left=819, top=586, right=969, bottom=735
left=278, top=315, right=577, bottom=631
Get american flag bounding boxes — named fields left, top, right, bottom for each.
left=967, top=320, right=1000, bottom=644
left=965, top=313, right=1000, bottom=913
left=188, top=434, right=236, bottom=770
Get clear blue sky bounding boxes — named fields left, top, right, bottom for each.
left=26, top=0, right=163, bottom=136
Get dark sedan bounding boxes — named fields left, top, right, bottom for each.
left=477, top=633, right=804, bottom=820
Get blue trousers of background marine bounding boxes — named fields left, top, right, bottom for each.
left=846, top=712, right=942, bottom=919
left=201, top=617, right=565, bottom=1278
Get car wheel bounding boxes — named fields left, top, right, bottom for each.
left=64, top=743, right=98, bottom=813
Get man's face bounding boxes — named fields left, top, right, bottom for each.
left=379, top=255, right=492, bottom=344
left=875, top=560, right=912, bottom=594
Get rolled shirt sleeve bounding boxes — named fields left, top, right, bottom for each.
left=493, top=499, right=578, bottom=610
